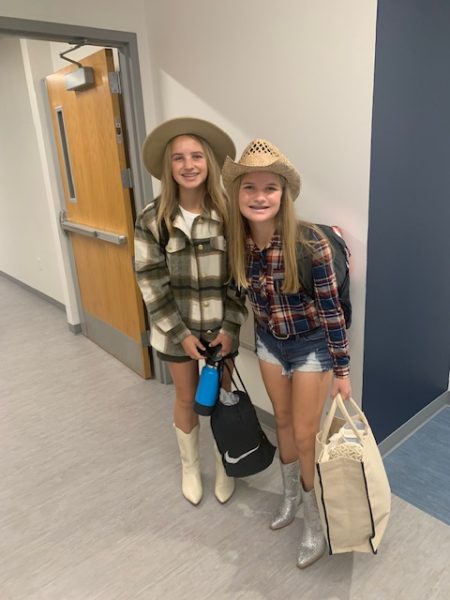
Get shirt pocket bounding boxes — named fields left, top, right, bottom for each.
left=165, top=237, right=186, bottom=253
left=165, top=236, right=187, bottom=274
left=207, top=235, right=227, bottom=278
left=271, top=269, right=302, bottom=307
left=209, top=235, right=226, bottom=252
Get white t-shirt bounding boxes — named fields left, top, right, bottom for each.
left=179, top=205, right=201, bottom=236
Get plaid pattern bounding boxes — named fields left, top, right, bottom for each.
left=246, top=232, right=350, bottom=377
left=134, top=200, right=247, bottom=358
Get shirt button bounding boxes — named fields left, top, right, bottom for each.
left=198, top=244, right=204, bottom=250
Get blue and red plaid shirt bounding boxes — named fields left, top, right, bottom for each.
left=246, top=232, right=350, bottom=377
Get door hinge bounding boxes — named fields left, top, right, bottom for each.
left=121, top=167, right=134, bottom=189
left=141, top=330, right=151, bottom=347
left=108, top=71, right=122, bottom=94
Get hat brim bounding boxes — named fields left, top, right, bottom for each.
left=142, top=117, right=236, bottom=179
left=222, top=156, right=301, bottom=201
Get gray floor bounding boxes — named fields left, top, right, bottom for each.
left=1, top=275, right=450, bottom=600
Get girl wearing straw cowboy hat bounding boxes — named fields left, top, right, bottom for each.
left=134, top=117, right=247, bottom=506
left=222, top=139, right=352, bottom=568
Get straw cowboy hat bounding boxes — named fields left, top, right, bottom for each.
left=222, top=139, right=301, bottom=200
left=142, top=116, right=236, bottom=180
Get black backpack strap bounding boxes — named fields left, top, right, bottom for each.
left=151, top=197, right=169, bottom=253
left=315, top=224, right=352, bottom=328
left=158, top=218, right=169, bottom=253
left=296, top=226, right=315, bottom=298
left=316, top=224, right=351, bottom=263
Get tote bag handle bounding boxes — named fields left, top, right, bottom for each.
left=321, top=394, right=368, bottom=444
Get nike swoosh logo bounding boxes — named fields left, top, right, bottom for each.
left=224, top=444, right=260, bottom=464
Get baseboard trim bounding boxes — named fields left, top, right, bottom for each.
left=0, top=270, right=65, bottom=311
left=379, top=390, right=450, bottom=457
left=68, top=322, right=82, bottom=334
left=0, top=270, right=84, bottom=334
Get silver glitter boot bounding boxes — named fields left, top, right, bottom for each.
left=270, top=460, right=302, bottom=530
left=297, top=487, right=326, bottom=569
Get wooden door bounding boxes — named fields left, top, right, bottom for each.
left=46, top=48, right=151, bottom=378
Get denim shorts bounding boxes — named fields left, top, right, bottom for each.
left=255, top=326, right=333, bottom=377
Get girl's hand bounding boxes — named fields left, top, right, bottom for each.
left=331, top=376, right=352, bottom=400
left=209, top=330, right=232, bottom=358
left=181, top=335, right=206, bottom=360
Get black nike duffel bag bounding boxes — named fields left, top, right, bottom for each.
left=210, top=363, right=276, bottom=478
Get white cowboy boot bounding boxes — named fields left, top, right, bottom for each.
left=214, top=443, right=235, bottom=503
left=270, top=460, right=302, bottom=530
left=297, top=486, right=326, bottom=568
left=174, top=424, right=203, bottom=505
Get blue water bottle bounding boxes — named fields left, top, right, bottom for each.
left=194, top=344, right=222, bottom=415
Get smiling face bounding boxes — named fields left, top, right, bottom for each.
left=170, top=135, right=208, bottom=190
left=238, top=171, right=283, bottom=229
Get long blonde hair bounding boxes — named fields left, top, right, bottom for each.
left=155, top=135, right=229, bottom=234
left=227, top=174, right=322, bottom=293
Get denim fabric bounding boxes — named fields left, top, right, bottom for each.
left=256, top=326, right=333, bottom=377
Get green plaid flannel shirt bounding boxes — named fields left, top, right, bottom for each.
left=134, top=200, right=247, bottom=357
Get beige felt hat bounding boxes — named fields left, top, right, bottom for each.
left=142, top=116, right=236, bottom=179
left=222, top=139, right=301, bottom=200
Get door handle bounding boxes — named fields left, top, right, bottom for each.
left=60, top=214, right=127, bottom=245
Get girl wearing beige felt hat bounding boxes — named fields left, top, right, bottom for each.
left=134, top=117, right=247, bottom=506
left=223, top=139, right=352, bottom=568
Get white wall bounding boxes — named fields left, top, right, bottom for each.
left=0, top=36, right=64, bottom=302
left=0, top=0, right=378, bottom=409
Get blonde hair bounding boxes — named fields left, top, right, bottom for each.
left=227, top=174, right=322, bottom=293
left=156, top=135, right=228, bottom=234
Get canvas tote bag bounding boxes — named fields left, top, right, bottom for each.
left=314, top=394, right=391, bottom=554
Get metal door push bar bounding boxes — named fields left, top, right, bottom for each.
left=60, top=214, right=127, bottom=245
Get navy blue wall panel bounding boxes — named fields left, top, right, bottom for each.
left=364, top=0, right=450, bottom=441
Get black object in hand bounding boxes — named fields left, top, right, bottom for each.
left=199, top=341, right=223, bottom=364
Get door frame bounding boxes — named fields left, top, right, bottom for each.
left=0, top=17, right=171, bottom=383
left=0, top=17, right=152, bottom=214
